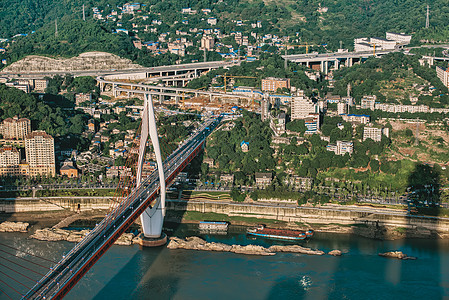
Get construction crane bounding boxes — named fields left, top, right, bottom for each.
left=219, top=74, right=257, bottom=93
left=368, top=42, right=377, bottom=56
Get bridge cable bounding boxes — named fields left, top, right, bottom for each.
left=0, top=242, right=58, bottom=264
left=0, top=286, right=14, bottom=300
left=0, top=249, right=50, bottom=269
left=0, top=278, right=27, bottom=299
left=0, top=257, right=47, bottom=276
left=0, top=270, right=33, bottom=290
left=0, top=263, right=39, bottom=283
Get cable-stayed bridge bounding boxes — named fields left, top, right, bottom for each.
left=22, top=95, right=222, bottom=300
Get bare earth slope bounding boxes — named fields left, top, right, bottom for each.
left=2, top=52, right=143, bottom=73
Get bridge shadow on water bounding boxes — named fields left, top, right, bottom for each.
left=266, top=163, right=447, bottom=299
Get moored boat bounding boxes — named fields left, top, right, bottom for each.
left=247, top=225, right=312, bottom=241
left=199, top=221, right=229, bottom=231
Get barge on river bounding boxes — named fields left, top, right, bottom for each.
left=247, top=225, right=313, bottom=241
left=199, top=221, right=229, bottom=231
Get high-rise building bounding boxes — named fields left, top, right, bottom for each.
left=0, top=146, right=21, bottom=176
left=291, top=90, right=318, bottom=120
left=337, top=101, right=348, bottom=115
left=25, top=131, right=56, bottom=177
left=436, top=66, right=449, bottom=88
left=261, top=93, right=270, bottom=121
left=201, top=35, right=215, bottom=50
left=0, top=116, right=31, bottom=140
left=261, top=77, right=291, bottom=92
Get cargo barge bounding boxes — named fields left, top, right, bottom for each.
left=247, top=225, right=313, bottom=241
left=199, top=221, right=229, bottom=231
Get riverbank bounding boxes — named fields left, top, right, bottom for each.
left=2, top=204, right=449, bottom=241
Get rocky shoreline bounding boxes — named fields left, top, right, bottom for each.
left=167, top=236, right=337, bottom=256
left=0, top=221, right=29, bottom=232
left=30, top=228, right=139, bottom=246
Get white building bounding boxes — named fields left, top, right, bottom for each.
left=291, top=90, right=319, bottom=120
left=337, top=101, right=348, bottom=115
left=370, top=37, right=397, bottom=50
left=361, top=95, right=377, bottom=110
left=327, top=140, right=353, bottom=156
left=386, top=32, right=412, bottom=45
left=363, top=125, right=389, bottom=142
left=207, top=17, right=217, bottom=26
left=436, top=66, right=449, bottom=88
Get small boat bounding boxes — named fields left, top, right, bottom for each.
left=247, top=225, right=312, bottom=241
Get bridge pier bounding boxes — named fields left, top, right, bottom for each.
left=137, top=94, right=166, bottom=239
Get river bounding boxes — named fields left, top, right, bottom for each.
left=1, top=223, right=449, bottom=299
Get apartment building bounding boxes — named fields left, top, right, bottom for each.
left=363, top=125, right=389, bottom=142
left=361, top=95, right=377, bottom=110
left=261, top=77, right=290, bottom=92
left=436, top=66, right=449, bottom=88
left=25, top=131, right=56, bottom=177
left=291, top=90, right=319, bottom=120
left=0, top=146, right=21, bottom=176
left=327, top=141, right=353, bottom=156
left=0, top=116, right=31, bottom=140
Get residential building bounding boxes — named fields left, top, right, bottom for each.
left=88, top=119, right=96, bottom=132
left=291, top=90, right=319, bottom=120
left=240, top=141, right=249, bottom=152
left=5, top=82, right=30, bottom=93
left=25, top=131, right=56, bottom=176
left=204, top=157, right=216, bottom=168
left=270, top=112, right=286, bottom=136
left=327, top=140, right=353, bottom=156
left=304, top=114, right=320, bottom=134
left=0, top=116, right=31, bottom=140
left=33, top=79, right=48, bottom=91
left=201, top=35, right=215, bottom=50
left=363, top=125, right=389, bottom=142
left=436, top=66, right=449, bottom=88
left=0, top=146, right=21, bottom=176
left=220, top=174, right=234, bottom=184
left=75, top=93, right=92, bottom=105
left=255, top=172, right=272, bottom=188
left=284, top=176, right=313, bottom=190
left=207, top=17, right=217, bottom=26
left=374, top=103, right=430, bottom=113
left=261, top=77, right=290, bottom=92
left=260, top=97, right=270, bottom=122
left=361, top=95, right=377, bottom=110
left=341, top=114, right=370, bottom=124
left=122, top=2, right=141, bottom=14
left=337, top=101, right=348, bottom=115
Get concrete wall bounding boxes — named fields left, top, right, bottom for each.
left=167, top=200, right=449, bottom=233
left=2, top=197, right=449, bottom=233
left=0, top=197, right=113, bottom=213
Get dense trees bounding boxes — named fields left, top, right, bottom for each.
left=205, top=111, right=275, bottom=185
left=0, top=84, right=86, bottom=137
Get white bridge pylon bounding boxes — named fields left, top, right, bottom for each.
left=136, top=94, right=166, bottom=238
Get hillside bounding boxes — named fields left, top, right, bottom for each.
left=2, top=52, right=143, bottom=73
left=1, top=0, right=448, bottom=49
